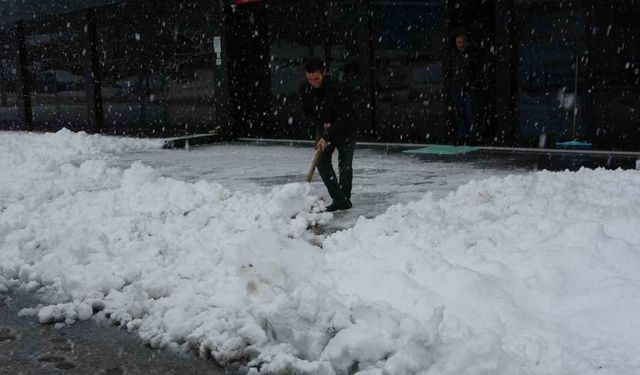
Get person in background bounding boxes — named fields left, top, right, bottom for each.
left=448, top=28, right=480, bottom=144
left=299, top=58, right=358, bottom=212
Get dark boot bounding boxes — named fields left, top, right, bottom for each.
left=326, top=199, right=352, bottom=212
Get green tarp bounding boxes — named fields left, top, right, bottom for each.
left=403, top=145, right=480, bottom=155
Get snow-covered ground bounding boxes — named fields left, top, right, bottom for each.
left=1, top=130, right=640, bottom=374
left=114, top=141, right=525, bottom=232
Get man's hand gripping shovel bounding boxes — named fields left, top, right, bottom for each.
left=306, top=148, right=322, bottom=183
left=306, top=136, right=327, bottom=183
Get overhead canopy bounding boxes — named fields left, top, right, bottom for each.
left=0, top=0, right=124, bottom=26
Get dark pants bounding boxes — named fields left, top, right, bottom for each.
left=449, top=88, right=476, bottom=142
left=317, top=140, right=355, bottom=204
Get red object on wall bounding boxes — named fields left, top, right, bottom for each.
left=235, top=0, right=261, bottom=4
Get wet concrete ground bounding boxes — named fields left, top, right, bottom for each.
left=0, top=292, right=234, bottom=375
left=2, top=143, right=638, bottom=374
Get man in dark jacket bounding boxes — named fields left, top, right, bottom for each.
left=299, top=58, right=357, bottom=212
left=449, top=29, right=480, bottom=144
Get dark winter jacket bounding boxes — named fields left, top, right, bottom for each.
left=299, top=77, right=357, bottom=144
left=450, top=48, right=480, bottom=92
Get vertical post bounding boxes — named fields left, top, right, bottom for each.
left=571, top=55, right=579, bottom=139
left=214, top=0, right=232, bottom=140
left=321, top=0, right=331, bottom=66
left=367, top=0, right=376, bottom=140
left=583, top=0, right=595, bottom=144
left=15, top=21, right=33, bottom=131
left=443, top=0, right=453, bottom=143
left=82, top=9, right=104, bottom=133
left=354, top=0, right=375, bottom=140
left=494, top=0, right=516, bottom=145
left=0, top=56, right=7, bottom=106
left=1, top=1, right=12, bottom=108
left=0, top=27, right=7, bottom=107
left=0, top=82, right=6, bottom=108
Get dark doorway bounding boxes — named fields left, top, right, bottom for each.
left=229, top=0, right=371, bottom=142
left=514, top=2, right=587, bottom=147
left=588, top=0, right=640, bottom=148
left=267, top=0, right=327, bottom=140
left=266, top=0, right=374, bottom=141
left=447, top=0, right=496, bottom=144
left=372, top=0, right=445, bottom=143
left=226, top=3, right=272, bottom=138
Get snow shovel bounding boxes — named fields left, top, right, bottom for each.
left=556, top=55, right=592, bottom=149
left=306, top=148, right=322, bottom=182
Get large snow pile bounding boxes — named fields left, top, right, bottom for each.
left=1, top=130, right=640, bottom=374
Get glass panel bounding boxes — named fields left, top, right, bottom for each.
left=0, top=27, right=21, bottom=129
left=266, top=0, right=370, bottom=140
left=226, top=3, right=271, bottom=138
left=516, top=4, right=586, bottom=144
left=97, top=5, right=146, bottom=135
left=328, top=1, right=373, bottom=137
left=97, top=0, right=216, bottom=137
left=26, top=15, right=88, bottom=131
left=589, top=0, right=640, bottom=146
left=448, top=0, right=496, bottom=144
left=267, top=0, right=322, bottom=139
left=373, top=0, right=444, bottom=142
left=162, top=2, right=216, bottom=136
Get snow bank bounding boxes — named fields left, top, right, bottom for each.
left=2, top=130, right=640, bottom=374
left=322, top=169, right=640, bottom=374
left=0, top=129, right=162, bottom=207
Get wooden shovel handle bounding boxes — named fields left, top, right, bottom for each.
left=306, top=148, right=322, bottom=182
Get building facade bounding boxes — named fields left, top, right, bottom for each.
left=1, top=0, right=638, bottom=148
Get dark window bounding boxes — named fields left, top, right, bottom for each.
left=267, top=0, right=323, bottom=139
left=25, top=14, right=89, bottom=131
left=264, top=0, right=373, bottom=140
left=0, top=27, right=21, bottom=129
left=226, top=2, right=271, bottom=138
left=373, top=0, right=444, bottom=142
left=97, top=0, right=216, bottom=137
left=515, top=3, right=587, bottom=145
left=589, top=1, right=640, bottom=147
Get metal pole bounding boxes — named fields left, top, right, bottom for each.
left=572, top=55, right=579, bottom=140
left=16, top=21, right=33, bottom=131
left=83, top=9, right=104, bottom=133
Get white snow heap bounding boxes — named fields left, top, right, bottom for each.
left=2, top=129, right=640, bottom=374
